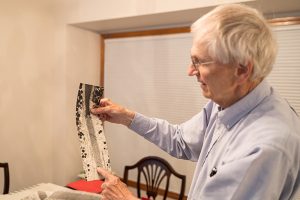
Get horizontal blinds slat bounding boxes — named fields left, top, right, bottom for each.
left=268, top=24, right=300, bottom=114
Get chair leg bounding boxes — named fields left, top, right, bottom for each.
left=1, top=163, right=9, bottom=194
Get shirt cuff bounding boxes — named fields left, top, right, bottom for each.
left=128, top=112, right=152, bottom=136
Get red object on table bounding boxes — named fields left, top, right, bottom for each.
left=66, top=179, right=104, bottom=193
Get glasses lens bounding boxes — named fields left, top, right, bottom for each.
left=191, top=58, right=198, bottom=70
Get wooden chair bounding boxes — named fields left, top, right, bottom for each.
left=123, top=156, right=186, bottom=200
left=0, top=162, right=10, bottom=194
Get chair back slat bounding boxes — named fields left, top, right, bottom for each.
left=123, top=156, right=186, bottom=200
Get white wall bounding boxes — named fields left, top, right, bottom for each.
left=67, top=0, right=253, bottom=24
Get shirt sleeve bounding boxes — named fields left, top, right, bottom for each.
left=128, top=111, right=207, bottom=161
left=200, top=144, right=293, bottom=200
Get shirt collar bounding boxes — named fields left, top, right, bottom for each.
left=217, top=79, right=272, bottom=130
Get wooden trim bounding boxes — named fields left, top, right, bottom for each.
left=100, top=35, right=105, bottom=87
left=101, top=17, right=300, bottom=40
left=126, top=179, right=187, bottom=200
left=268, top=17, right=300, bottom=26
left=102, top=26, right=190, bottom=39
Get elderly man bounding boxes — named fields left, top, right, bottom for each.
left=91, top=4, right=300, bottom=200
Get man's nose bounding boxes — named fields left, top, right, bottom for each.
left=188, top=64, right=199, bottom=76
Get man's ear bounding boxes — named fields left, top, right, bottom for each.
left=235, top=62, right=253, bottom=84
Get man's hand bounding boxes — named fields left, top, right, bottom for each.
left=97, top=168, right=139, bottom=200
left=91, top=98, right=135, bottom=126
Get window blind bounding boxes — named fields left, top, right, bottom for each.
left=267, top=24, right=300, bottom=115
left=104, top=33, right=199, bottom=194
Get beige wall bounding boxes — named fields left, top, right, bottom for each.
left=0, top=0, right=101, bottom=191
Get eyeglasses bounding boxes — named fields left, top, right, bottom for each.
left=191, top=56, right=214, bottom=71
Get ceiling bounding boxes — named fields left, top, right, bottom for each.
left=72, top=0, right=300, bottom=34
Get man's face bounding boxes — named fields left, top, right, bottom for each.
left=189, top=43, right=240, bottom=107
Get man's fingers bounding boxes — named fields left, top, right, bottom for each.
left=90, top=106, right=103, bottom=114
left=91, top=106, right=111, bottom=115
left=100, top=98, right=112, bottom=106
left=97, top=167, right=111, bottom=180
left=101, top=182, right=107, bottom=189
left=90, top=98, right=112, bottom=113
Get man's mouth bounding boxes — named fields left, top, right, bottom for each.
left=198, top=79, right=206, bottom=85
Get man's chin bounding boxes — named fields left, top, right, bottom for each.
left=201, top=90, right=211, bottom=99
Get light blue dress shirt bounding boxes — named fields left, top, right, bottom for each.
left=129, top=80, right=300, bottom=200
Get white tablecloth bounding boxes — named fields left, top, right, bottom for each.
left=0, top=183, right=101, bottom=200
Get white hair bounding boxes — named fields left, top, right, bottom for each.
left=191, top=4, right=277, bottom=80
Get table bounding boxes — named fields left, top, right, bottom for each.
left=0, top=183, right=101, bottom=200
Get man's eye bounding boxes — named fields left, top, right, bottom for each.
left=194, top=59, right=202, bottom=64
